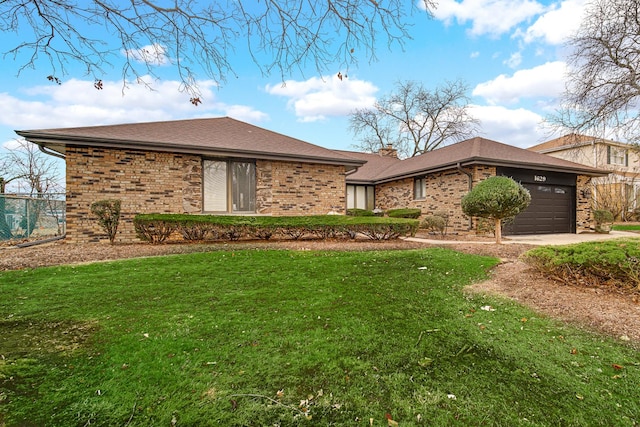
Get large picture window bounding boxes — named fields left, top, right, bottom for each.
left=203, top=160, right=256, bottom=213
left=346, top=185, right=374, bottom=210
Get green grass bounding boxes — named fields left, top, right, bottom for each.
left=1, top=248, right=639, bottom=426
left=612, top=223, right=640, bottom=231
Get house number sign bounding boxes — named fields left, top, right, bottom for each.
left=534, top=175, right=547, bottom=182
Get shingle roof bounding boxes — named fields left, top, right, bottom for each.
left=529, top=133, right=630, bottom=153
left=16, top=117, right=365, bottom=169
left=343, top=137, right=605, bottom=184
left=17, top=118, right=605, bottom=179
left=333, top=150, right=402, bottom=183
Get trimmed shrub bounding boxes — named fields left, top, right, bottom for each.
left=523, top=238, right=640, bottom=291
left=593, top=209, right=614, bottom=223
left=387, top=208, right=422, bottom=219
left=133, top=214, right=419, bottom=243
left=422, top=215, right=446, bottom=236
left=347, top=208, right=375, bottom=217
left=461, top=176, right=530, bottom=244
left=90, top=199, right=121, bottom=244
left=593, top=209, right=614, bottom=234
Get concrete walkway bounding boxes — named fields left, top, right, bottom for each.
left=405, top=230, right=640, bottom=246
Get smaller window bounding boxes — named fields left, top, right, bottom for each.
left=414, top=177, right=426, bottom=200
left=608, top=146, right=629, bottom=166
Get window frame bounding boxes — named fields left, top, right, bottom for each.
left=346, top=184, right=375, bottom=210
left=414, top=177, right=426, bottom=200
left=607, top=145, right=629, bottom=166
left=203, top=159, right=256, bottom=214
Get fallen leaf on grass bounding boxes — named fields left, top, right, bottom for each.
left=418, top=357, right=433, bottom=367
left=612, top=364, right=624, bottom=370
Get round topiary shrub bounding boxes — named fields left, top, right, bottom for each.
left=461, top=176, right=531, bottom=244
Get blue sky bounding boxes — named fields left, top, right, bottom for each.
left=0, top=0, right=587, bottom=167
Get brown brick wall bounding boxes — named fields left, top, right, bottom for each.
left=65, top=148, right=346, bottom=243
left=375, top=166, right=498, bottom=234
left=65, top=147, right=202, bottom=243
left=266, top=161, right=346, bottom=215
left=375, top=166, right=494, bottom=234
left=576, top=174, right=592, bottom=232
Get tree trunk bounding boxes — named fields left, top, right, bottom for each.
left=494, top=218, right=502, bottom=244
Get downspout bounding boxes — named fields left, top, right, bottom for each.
left=457, top=162, right=474, bottom=230
left=38, top=144, right=66, bottom=159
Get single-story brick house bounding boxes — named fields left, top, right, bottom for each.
left=339, top=137, right=605, bottom=235
left=17, top=117, right=604, bottom=242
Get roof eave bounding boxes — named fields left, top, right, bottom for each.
left=17, top=132, right=365, bottom=168
left=369, top=158, right=607, bottom=184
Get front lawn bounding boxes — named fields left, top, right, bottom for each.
left=1, top=248, right=638, bottom=426
left=612, top=223, right=640, bottom=231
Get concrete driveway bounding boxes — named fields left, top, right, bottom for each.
left=406, top=230, right=640, bottom=246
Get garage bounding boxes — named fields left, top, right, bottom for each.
left=498, top=168, right=577, bottom=235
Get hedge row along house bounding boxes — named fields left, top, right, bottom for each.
left=16, top=117, right=605, bottom=243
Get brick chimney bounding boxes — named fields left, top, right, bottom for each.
left=378, top=144, right=398, bottom=158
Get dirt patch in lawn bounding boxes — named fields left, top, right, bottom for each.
left=1, top=235, right=638, bottom=347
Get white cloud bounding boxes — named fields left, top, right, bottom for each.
left=2, top=138, right=24, bottom=150
left=504, top=52, right=523, bottom=69
left=472, top=61, right=567, bottom=105
left=520, top=0, right=586, bottom=45
left=0, top=77, right=267, bottom=130
left=433, top=0, right=545, bottom=37
left=265, top=75, right=378, bottom=122
left=124, top=43, right=170, bottom=66
left=471, top=104, right=546, bottom=147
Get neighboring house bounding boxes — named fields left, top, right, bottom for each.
left=529, top=134, right=640, bottom=220
left=340, top=137, right=604, bottom=235
left=17, top=118, right=604, bottom=242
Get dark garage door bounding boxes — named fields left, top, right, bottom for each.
left=505, top=184, right=574, bottom=235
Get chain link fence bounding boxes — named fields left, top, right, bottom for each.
left=0, top=193, right=66, bottom=243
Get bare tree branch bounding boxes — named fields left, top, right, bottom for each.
left=0, top=140, right=63, bottom=196
left=349, top=79, right=480, bottom=158
left=550, top=0, right=640, bottom=143
left=1, top=0, right=436, bottom=100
